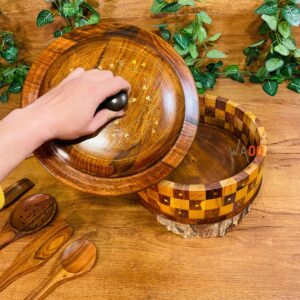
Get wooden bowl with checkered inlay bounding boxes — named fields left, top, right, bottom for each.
left=138, top=94, right=267, bottom=225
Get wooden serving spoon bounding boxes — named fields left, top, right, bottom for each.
left=25, top=239, right=97, bottom=300
left=0, top=194, right=56, bottom=250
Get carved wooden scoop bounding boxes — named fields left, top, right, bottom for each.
left=25, top=239, right=97, bottom=300
left=0, top=194, right=56, bottom=250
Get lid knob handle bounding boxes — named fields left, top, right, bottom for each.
left=96, top=91, right=128, bottom=113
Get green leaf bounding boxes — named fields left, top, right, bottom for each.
left=2, top=32, right=15, bottom=47
left=160, top=28, right=171, bottom=41
left=288, top=78, right=300, bottom=93
left=184, top=56, right=196, bottom=66
left=262, top=14, right=277, bottom=30
left=294, top=49, right=300, bottom=58
left=196, top=26, right=207, bottom=44
left=282, top=38, right=296, bottom=50
left=255, top=3, right=278, bottom=15
left=278, top=21, right=291, bottom=38
left=257, top=66, right=268, bottom=79
left=62, top=2, right=76, bottom=17
left=230, top=72, right=245, bottom=83
left=282, top=5, right=300, bottom=26
left=161, top=2, right=181, bottom=13
left=290, top=0, right=300, bottom=3
left=274, top=44, right=289, bottom=56
left=87, top=14, right=100, bottom=25
left=173, top=32, right=189, bottom=49
left=208, top=32, right=222, bottom=42
left=197, top=11, right=212, bottom=24
left=224, top=64, right=239, bottom=75
left=250, top=75, right=263, bottom=84
left=1, top=47, right=18, bottom=62
left=178, top=0, right=194, bottom=6
left=8, top=81, right=22, bottom=93
left=151, top=0, right=167, bottom=13
left=75, top=18, right=88, bottom=28
left=188, top=43, right=198, bottom=59
left=182, top=22, right=195, bottom=36
left=174, top=44, right=189, bottom=56
left=0, top=89, right=8, bottom=103
left=63, top=25, right=72, bottom=34
left=263, top=80, right=278, bottom=96
left=265, top=58, right=284, bottom=72
left=206, top=49, right=226, bottom=59
left=36, top=10, right=54, bottom=27
left=206, top=61, right=223, bottom=73
left=54, top=30, right=64, bottom=38
left=250, top=39, right=266, bottom=47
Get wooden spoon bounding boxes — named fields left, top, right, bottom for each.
left=0, top=194, right=56, bottom=250
left=25, top=239, right=97, bottom=300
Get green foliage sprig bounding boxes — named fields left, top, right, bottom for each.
left=37, top=0, right=100, bottom=37
left=244, top=0, right=300, bottom=96
left=151, top=0, right=245, bottom=94
left=0, top=31, right=29, bottom=103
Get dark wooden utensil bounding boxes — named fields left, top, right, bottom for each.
left=0, top=194, right=57, bottom=250
left=25, top=239, right=97, bottom=300
left=0, top=219, right=73, bottom=292
left=1, top=178, right=34, bottom=210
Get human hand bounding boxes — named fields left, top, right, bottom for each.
left=24, top=67, right=131, bottom=140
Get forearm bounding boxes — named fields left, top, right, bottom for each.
left=0, top=107, right=50, bottom=181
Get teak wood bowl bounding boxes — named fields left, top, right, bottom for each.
left=22, top=23, right=198, bottom=196
left=138, top=94, right=267, bottom=224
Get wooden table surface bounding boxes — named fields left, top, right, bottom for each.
left=0, top=80, right=299, bottom=300
left=0, top=0, right=300, bottom=298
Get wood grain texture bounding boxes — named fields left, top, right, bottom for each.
left=25, top=239, right=97, bottom=300
left=22, top=23, right=199, bottom=196
left=0, top=194, right=57, bottom=250
left=0, top=219, right=73, bottom=292
left=2, top=178, right=34, bottom=210
left=0, top=0, right=299, bottom=66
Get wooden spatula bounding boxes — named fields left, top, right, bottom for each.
left=25, top=239, right=97, bottom=300
left=0, top=193, right=57, bottom=250
left=0, top=219, right=73, bottom=292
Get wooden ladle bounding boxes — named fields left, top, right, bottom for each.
left=25, top=239, right=97, bottom=300
left=0, top=194, right=56, bottom=250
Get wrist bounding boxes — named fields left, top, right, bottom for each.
left=11, top=105, right=55, bottom=146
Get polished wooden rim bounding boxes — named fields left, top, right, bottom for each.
left=21, top=23, right=199, bottom=196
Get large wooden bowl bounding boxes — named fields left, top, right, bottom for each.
left=138, top=94, right=267, bottom=224
left=22, top=23, right=199, bottom=196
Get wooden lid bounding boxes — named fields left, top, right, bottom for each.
left=22, top=23, right=199, bottom=195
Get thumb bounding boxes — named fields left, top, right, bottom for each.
left=87, top=109, right=125, bottom=133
